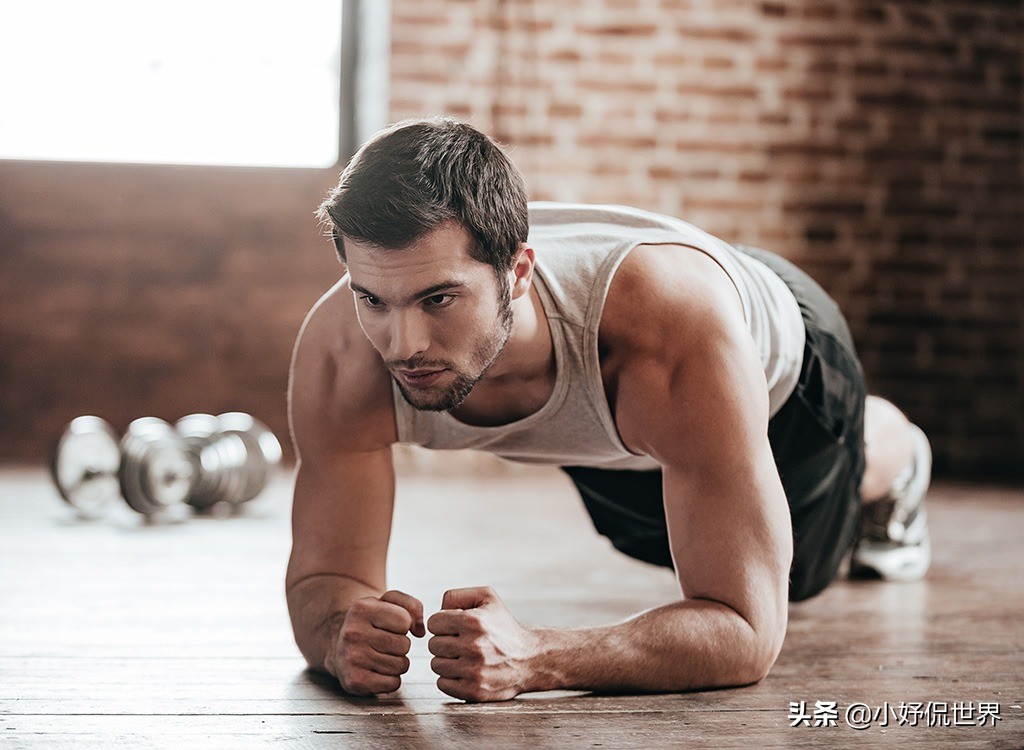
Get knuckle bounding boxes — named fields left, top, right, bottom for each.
left=340, top=669, right=368, bottom=695
left=437, top=677, right=466, bottom=701
left=343, top=668, right=400, bottom=696
left=378, top=675, right=401, bottom=693
left=348, top=598, right=371, bottom=617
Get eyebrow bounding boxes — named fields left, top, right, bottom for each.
left=348, top=280, right=467, bottom=306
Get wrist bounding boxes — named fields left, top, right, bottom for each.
left=321, top=611, right=348, bottom=678
left=523, top=626, right=568, bottom=693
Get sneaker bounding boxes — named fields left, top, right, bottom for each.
left=850, top=423, right=932, bottom=582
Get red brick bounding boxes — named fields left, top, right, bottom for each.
left=578, top=134, right=658, bottom=149
left=674, top=26, right=757, bottom=43
left=577, top=23, right=659, bottom=37
left=756, top=57, right=789, bottom=72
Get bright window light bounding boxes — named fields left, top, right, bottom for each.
left=0, top=1, right=342, bottom=168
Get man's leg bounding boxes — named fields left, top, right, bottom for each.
left=861, top=395, right=915, bottom=503
left=731, top=242, right=932, bottom=591
left=852, top=395, right=932, bottom=580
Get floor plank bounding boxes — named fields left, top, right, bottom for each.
left=1, top=465, right=1022, bottom=748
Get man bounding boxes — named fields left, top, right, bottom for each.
left=286, top=118, right=932, bottom=702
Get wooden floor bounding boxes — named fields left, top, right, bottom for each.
left=1, top=463, right=1022, bottom=749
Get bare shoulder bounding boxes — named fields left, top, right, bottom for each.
left=601, top=243, right=747, bottom=352
left=288, top=275, right=396, bottom=461
left=600, top=243, right=765, bottom=460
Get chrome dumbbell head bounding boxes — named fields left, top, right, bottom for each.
left=174, top=412, right=282, bottom=511
left=119, top=417, right=194, bottom=518
left=175, top=412, right=225, bottom=511
left=50, top=416, right=123, bottom=519
left=216, top=412, right=282, bottom=503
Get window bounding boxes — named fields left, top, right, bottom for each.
left=0, top=1, right=345, bottom=168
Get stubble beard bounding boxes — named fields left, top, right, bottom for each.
left=393, top=279, right=515, bottom=412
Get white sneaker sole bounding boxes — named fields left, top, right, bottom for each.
left=850, top=423, right=933, bottom=582
left=851, top=519, right=931, bottom=582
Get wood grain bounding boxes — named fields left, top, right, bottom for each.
left=1, top=465, right=1022, bottom=748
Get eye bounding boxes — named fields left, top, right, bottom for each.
left=424, top=294, right=454, bottom=308
left=358, top=294, right=383, bottom=308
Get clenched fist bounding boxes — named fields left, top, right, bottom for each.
left=427, top=586, right=540, bottom=702
left=327, top=589, right=425, bottom=696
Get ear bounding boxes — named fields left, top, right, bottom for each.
left=508, top=243, right=536, bottom=301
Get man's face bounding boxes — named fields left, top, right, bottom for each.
left=344, top=221, right=514, bottom=411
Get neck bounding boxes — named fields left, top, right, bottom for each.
left=480, top=283, right=552, bottom=384
left=447, top=281, right=557, bottom=427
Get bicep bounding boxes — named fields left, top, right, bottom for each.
left=618, top=313, right=792, bottom=636
left=662, top=445, right=791, bottom=630
left=285, top=288, right=398, bottom=593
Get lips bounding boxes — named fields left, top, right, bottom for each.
left=396, top=368, right=447, bottom=388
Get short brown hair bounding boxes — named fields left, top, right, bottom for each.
left=317, top=117, right=529, bottom=277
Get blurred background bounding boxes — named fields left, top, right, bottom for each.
left=0, top=0, right=1021, bottom=481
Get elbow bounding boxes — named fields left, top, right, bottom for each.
left=685, top=596, right=788, bottom=688
left=744, top=647, right=779, bottom=685
left=700, top=623, right=785, bottom=689
left=742, top=584, right=789, bottom=685
left=742, top=620, right=787, bottom=685
left=724, top=640, right=780, bottom=688
left=718, top=599, right=787, bottom=687
left=703, top=644, right=780, bottom=689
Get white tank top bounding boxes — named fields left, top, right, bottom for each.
left=392, top=202, right=805, bottom=470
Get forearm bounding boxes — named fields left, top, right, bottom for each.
left=527, top=598, right=782, bottom=694
left=286, top=572, right=382, bottom=674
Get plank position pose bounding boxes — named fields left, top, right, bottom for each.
left=286, top=118, right=933, bottom=702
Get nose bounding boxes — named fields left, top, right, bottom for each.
left=387, top=310, right=430, bottom=362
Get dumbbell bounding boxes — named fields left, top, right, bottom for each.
left=50, top=412, right=282, bottom=519
left=118, top=417, right=196, bottom=518
left=175, top=412, right=283, bottom=511
left=50, top=416, right=123, bottom=519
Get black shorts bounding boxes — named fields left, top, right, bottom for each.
left=562, top=245, right=867, bottom=602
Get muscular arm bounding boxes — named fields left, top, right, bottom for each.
left=286, top=450, right=394, bottom=674
left=528, top=246, right=792, bottom=693
left=285, top=280, right=403, bottom=676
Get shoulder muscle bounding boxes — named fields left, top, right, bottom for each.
left=288, top=275, right=396, bottom=462
left=602, top=244, right=763, bottom=462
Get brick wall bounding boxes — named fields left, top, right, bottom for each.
left=0, top=163, right=341, bottom=462
left=1, top=0, right=1021, bottom=480
left=390, top=0, right=1024, bottom=480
